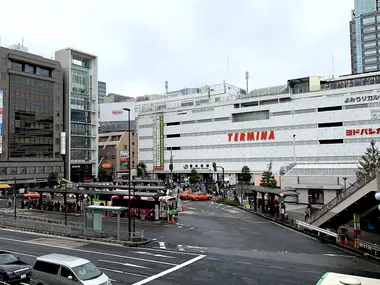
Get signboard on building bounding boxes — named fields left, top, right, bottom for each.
left=346, top=128, right=380, bottom=136
left=60, top=132, right=66, bottom=155
left=344, top=94, right=380, bottom=104
left=0, top=90, right=3, bottom=154
left=120, top=150, right=129, bottom=170
left=153, top=116, right=164, bottom=170
left=228, top=130, right=275, bottom=142
left=99, top=102, right=135, bottom=122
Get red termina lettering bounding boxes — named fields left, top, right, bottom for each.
left=247, top=132, right=254, bottom=140
left=261, top=131, right=267, bottom=140
left=228, top=133, right=233, bottom=141
left=234, top=133, right=239, bottom=141
left=240, top=133, right=246, bottom=141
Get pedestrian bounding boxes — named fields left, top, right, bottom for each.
left=7, top=197, right=11, bottom=207
left=305, top=208, right=310, bottom=222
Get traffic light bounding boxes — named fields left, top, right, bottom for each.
left=376, top=192, right=380, bottom=211
left=212, top=162, right=217, bottom=171
left=169, top=163, right=173, bottom=171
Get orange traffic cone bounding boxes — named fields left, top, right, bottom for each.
left=344, top=237, right=349, bottom=246
left=171, top=216, right=175, bottom=224
left=354, top=239, right=358, bottom=249
left=181, top=205, right=185, bottom=212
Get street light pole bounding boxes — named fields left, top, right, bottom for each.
left=293, top=134, right=296, bottom=164
left=14, top=177, right=17, bottom=220
left=123, top=108, right=132, bottom=235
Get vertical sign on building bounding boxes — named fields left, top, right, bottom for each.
left=152, top=118, right=158, bottom=170
left=159, top=116, right=164, bottom=169
left=60, top=132, right=66, bottom=155
left=120, top=150, right=129, bottom=170
left=152, top=115, right=164, bottom=170
left=0, top=89, right=3, bottom=154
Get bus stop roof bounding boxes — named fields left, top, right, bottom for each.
left=85, top=205, right=128, bottom=212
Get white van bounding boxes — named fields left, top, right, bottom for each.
left=317, top=272, right=380, bottom=284
left=31, top=253, right=112, bottom=285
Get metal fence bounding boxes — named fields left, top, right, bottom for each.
left=0, top=213, right=144, bottom=243
left=309, top=169, right=377, bottom=224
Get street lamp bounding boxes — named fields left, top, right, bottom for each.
left=123, top=108, right=132, bottom=235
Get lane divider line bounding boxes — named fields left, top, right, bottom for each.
left=132, top=254, right=206, bottom=285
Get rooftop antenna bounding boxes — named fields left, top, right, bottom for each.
left=332, top=52, right=335, bottom=79
left=245, top=71, right=249, bottom=94
left=22, top=37, right=24, bottom=47
left=165, top=81, right=168, bottom=94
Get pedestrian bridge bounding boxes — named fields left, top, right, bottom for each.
left=309, top=169, right=379, bottom=229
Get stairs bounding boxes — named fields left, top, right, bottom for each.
left=309, top=169, right=377, bottom=228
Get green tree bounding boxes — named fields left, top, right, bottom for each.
left=47, top=172, right=59, bottom=188
left=98, top=168, right=109, bottom=182
left=137, top=162, right=147, bottom=179
left=238, top=166, right=252, bottom=183
left=260, top=162, right=277, bottom=188
left=189, top=169, right=201, bottom=185
left=356, top=139, right=380, bottom=178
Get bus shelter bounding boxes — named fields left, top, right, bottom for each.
left=84, top=205, right=127, bottom=241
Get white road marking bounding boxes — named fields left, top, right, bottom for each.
left=227, top=205, right=232, bottom=208
left=133, top=251, right=176, bottom=259
left=178, top=245, right=185, bottom=252
left=159, top=242, right=166, bottom=249
left=152, top=238, right=157, bottom=241
left=0, top=236, right=177, bottom=266
left=132, top=254, right=206, bottom=285
left=99, top=267, right=149, bottom=278
left=187, top=207, right=197, bottom=210
left=201, top=209, right=204, bottom=212
left=322, top=253, right=356, bottom=258
left=185, top=245, right=207, bottom=249
left=228, top=210, right=239, bottom=213
left=99, top=259, right=149, bottom=269
left=181, top=227, right=194, bottom=232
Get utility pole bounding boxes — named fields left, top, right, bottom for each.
left=169, top=147, right=173, bottom=189
left=14, top=177, right=17, bottom=220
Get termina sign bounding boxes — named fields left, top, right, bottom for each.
left=112, top=110, right=123, bottom=115
left=228, top=131, right=275, bottom=142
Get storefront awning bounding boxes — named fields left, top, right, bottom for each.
left=0, top=184, right=10, bottom=189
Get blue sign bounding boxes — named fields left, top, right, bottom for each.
left=0, top=124, right=3, bottom=136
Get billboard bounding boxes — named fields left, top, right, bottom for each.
left=153, top=116, right=164, bottom=170
left=120, top=150, right=129, bottom=170
left=99, top=102, right=136, bottom=122
left=0, top=90, right=3, bottom=154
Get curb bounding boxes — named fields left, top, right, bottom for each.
left=239, top=206, right=380, bottom=265
left=0, top=225, right=152, bottom=247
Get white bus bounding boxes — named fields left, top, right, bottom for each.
left=317, top=272, right=380, bottom=285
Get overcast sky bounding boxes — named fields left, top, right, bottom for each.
left=2, top=0, right=353, bottom=97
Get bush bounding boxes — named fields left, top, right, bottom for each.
left=216, top=198, right=239, bottom=207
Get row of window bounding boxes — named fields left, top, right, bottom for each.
left=0, top=165, right=63, bottom=175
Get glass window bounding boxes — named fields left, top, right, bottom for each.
left=363, top=26, right=376, bottom=33
left=9, top=75, right=54, bottom=158
left=363, top=16, right=375, bottom=25
left=364, top=49, right=377, bottom=56
left=363, top=33, right=376, bottom=41
left=72, top=262, right=102, bottom=281
left=364, top=41, right=376, bottom=48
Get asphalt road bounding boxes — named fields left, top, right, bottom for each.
left=0, top=200, right=380, bottom=284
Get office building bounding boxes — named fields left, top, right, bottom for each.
left=350, top=0, right=380, bottom=73
left=137, top=72, right=380, bottom=204
left=0, top=47, right=65, bottom=186
left=98, top=81, right=106, bottom=103
left=98, top=131, right=138, bottom=178
left=55, top=48, right=98, bottom=182
left=103, top=93, right=134, bottom=103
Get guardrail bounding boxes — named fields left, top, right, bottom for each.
left=357, top=239, right=380, bottom=258
left=0, top=214, right=73, bottom=235
left=309, top=169, right=377, bottom=224
left=296, top=220, right=338, bottom=239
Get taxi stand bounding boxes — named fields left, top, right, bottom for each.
left=83, top=205, right=128, bottom=241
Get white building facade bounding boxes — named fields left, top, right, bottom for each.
left=55, top=48, right=99, bottom=182
left=137, top=73, right=380, bottom=184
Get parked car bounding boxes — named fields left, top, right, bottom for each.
left=188, top=192, right=212, bottom=201
left=24, top=192, right=40, bottom=199
left=0, top=251, right=32, bottom=283
left=31, top=253, right=112, bottom=285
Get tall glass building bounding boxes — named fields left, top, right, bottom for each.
left=55, top=48, right=99, bottom=182
left=350, top=0, right=380, bottom=73
left=98, top=81, right=106, bottom=103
